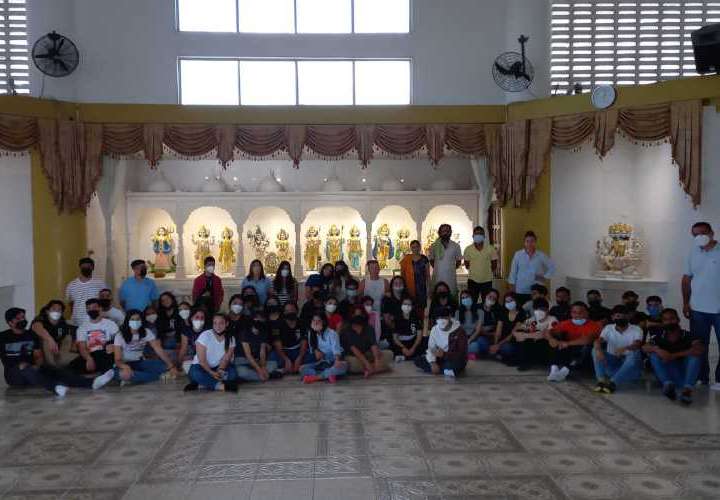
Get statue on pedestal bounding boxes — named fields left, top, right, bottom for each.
left=424, top=226, right=437, bottom=257
left=275, top=229, right=293, bottom=263
left=192, top=225, right=215, bottom=273
left=347, top=225, right=364, bottom=271
left=246, top=225, right=270, bottom=261
left=218, top=227, right=236, bottom=274
left=594, top=222, right=646, bottom=279
left=150, top=226, right=175, bottom=277
left=304, top=226, right=322, bottom=272
left=373, top=223, right=395, bottom=270
left=395, top=228, right=411, bottom=263
left=325, top=224, right=344, bottom=264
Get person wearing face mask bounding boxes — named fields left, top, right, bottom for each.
left=338, top=279, right=362, bottom=320
left=240, top=287, right=260, bottom=315
left=341, top=315, right=392, bottom=376
left=143, top=305, right=159, bottom=337
left=390, top=298, right=425, bottom=361
left=301, top=313, right=348, bottom=384
left=192, top=256, right=225, bottom=317
left=300, top=288, right=325, bottom=331
left=428, top=282, right=459, bottom=327
left=643, top=296, right=664, bottom=340
left=241, top=259, right=274, bottom=306
left=361, top=296, right=382, bottom=343
left=399, top=240, right=431, bottom=312
left=512, top=298, right=558, bottom=371
left=621, top=290, right=646, bottom=326
left=236, top=313, right=282, bottom=382
left=98, top=289, right=125, bottom=327
left=359, top=260, right=389, bottom=313
left=546, top=302, right=602, bottom=382
left=549, top=287, right=572, bottom=323
left=271, top=261, right=298, bottom=306
left=178, top=308, right=206, bottom=374
left=305, top=263, right=336, bottom=301
left=522, top=284, right=549, bottom=315
left=415, top=307, right=468, bottom=377
left=324, top=297, right=343, bottom=331
left=467, top=290, right=503, bottom=359
left=68, top=299, right=120, bottom=375
left=270, top=309, right=312, bottom=374
left=333, top=260, right=353, bottom=302
left=507, top=231, right=555, bottom=308
left=119, top=259, right=159, bottom=312
left=1, top=308, right=115, bottom=396
left=591, top=305, right=643, bottom=393
left=488, top=292, right=526, bottom=364
left=463, top=226, right=499, bottom=303
left=31, top=300, right=73, bottom=368
left=65, top=257, right=108, bottom=327
left=429, top=224, right=463, bottom=295
left=185, top=313, right=239, bottom=392
left=381, top=276, right=409, bottom=344
left=586, top=290, right=611, bottom=324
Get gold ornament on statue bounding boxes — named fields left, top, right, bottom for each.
left=150, top=225, right=175, bottom=277
left=325, top=224, right=344, bottom=264
left=246, top=225, right=270, bottom=261
left=595, top=222, right=646, bottom=279
left=372, top=223, right=395, bottom=270
left=304, top=226, right=322, bottom=272
left=275, top=229, right=293, bottom=262
left=264, top=252, right=280, bottom=274
left=347, top=225, right=364, bottom=271
left=424, top=226, right=437, bottom=257
left=218, top=227, right=237, bottom=274
left=192, top=225, right=215, bottom=273
left=395, top=228, right=411, bottom=262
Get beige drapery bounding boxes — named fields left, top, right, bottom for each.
left=0, top=99, right=703, bottom=212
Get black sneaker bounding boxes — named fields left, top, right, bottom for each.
left=225, top=380, right=239, bottom=393
left=593, top=381, right=607, bottom=393
left=183, top=382, right=199, bottom=392
left=602, top=381, right=617, bottom=394
left=269, top=370, right=284, bottom=380
left=679, top=388, right=693, bottom=406
left=662, top=383, right=677, bottom=401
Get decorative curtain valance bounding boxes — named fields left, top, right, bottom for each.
left=0, top=99, right=703, bottom=212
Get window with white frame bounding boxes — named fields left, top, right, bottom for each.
left=179, top=58, right=411, bottom=105
left=177, top=0, right=410, bottom=34
left=551, top=1, right=720, bottom=94
left=0, top=0, right=29, bottom=95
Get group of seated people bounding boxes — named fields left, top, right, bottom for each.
left=0, top=260, right=705, bottom=406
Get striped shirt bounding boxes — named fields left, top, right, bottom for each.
left=65, top=278, right=107, bottom=326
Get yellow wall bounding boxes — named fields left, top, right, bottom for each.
left=500, top=167, right=552, bottom=285
left=31, top=150, right=87, bottom=308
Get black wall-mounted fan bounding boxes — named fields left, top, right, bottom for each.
left=32, top=31, right=80, bottom=78
left=492, top=35, right=534, bottom=92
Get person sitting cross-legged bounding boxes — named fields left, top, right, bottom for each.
left=341, top=314, right=392, bottom=377
left=414, top=307, right=468, bottom=378
left=300, top=313, right=348, bottom=384
left=185, top=313, right=239, bottom=392
left=545, top=302, right=602, bottom=382
left=592, top=305, right=644, bottom=394
left=512, top=298, right=558, bottom=371
left=642, top=323, right=704, bottom=405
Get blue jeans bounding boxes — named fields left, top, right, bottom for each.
left=269, top=347, right=314, bottom=367
left=188, top=363, right=238, bottom=390
left=592, top=350, right=642, bottom=386
left=235, top=357, right=278, bottom=382
left=689, top=310, right=720, bottom=383
left=299, top=353, right=348, bottom=379
left=468, top=336, right=491, bottom=356
left=115, top=359, right=168, bottom=384
left=650, top=353, right=701, bottom=390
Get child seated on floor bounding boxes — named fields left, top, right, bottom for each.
left=415, top=307, right=468, bottom=378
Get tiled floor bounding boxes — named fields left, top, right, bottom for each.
left=1, top=361, right=720, bottom=499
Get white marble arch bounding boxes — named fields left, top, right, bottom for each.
left=242, top=206, right=296, bottom=277
left=421, top=204, right=475, bottom=273
left=181, top=206, right=238, bottom=279
left=132, top=207, right=177, bottom=279
left=370, top=205, right=418, bottom=273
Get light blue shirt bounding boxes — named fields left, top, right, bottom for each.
left=685, top=243, right=720, bottom=314
left=241, top=277, right=273, bottom=306
left=310, top=328, right=343, bottom=358
left=119, top=277, right=159, bottom=311
left=507, top=249, right=555, bottom=294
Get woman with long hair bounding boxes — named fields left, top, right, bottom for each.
left=272, top=260, right=298, bottom=306
left=332, top=260, right=352, bottom=301
left=399, top=240, right=431, bottom=311
left=185, top=313, right=238, bottom=392
left=241, top=259, right=274, bottom=306
left=156, top=291, right=181, bottom=362
left=31, top=300, right=72, bottom=367
left=178, top=308, right=207, bottom=373
left=358, top=260, right=388, bottom=313
left=300, top=313, right=347, bottom=384
left=390, top=297, right=425, bottom=361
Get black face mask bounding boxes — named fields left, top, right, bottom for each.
left=556, top=299, right=569, bottom=306
left=15, top=319, right=28, bottom=330
left=437, top=292, right=449, bottom=300
left=98, top=299, right=111, bottom=310
left=87, top=310, right=100, bottom=320
left=139, top=268, right=148, bottom=278
left=266, top=305, right=280, bottom=315
left=615, top=318, right=629, bottom=328
left=625, top=301, right=638, bottom=311
left=588, top=299, right=602, bottom=307
left=284, top=313, right=298, bottom=322
left=80, top=268, right=93, bottom=278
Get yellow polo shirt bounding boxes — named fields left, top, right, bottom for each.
left=463, top=243, right=498, bottom=284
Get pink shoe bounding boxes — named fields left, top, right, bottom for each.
left=468, top=353, right=478, bottom=361
left=302, top=375, right=321, bottom=384
left=363, top=370, right=371, bottom=379
left=327, top=375, right=337, bottom=384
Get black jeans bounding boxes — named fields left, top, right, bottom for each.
left=515, top=294, right=533, bottom=308
left=467, top=280, right=493, bottom=304
left=414, top=355, right=466, bottom=375
left=5, top=365, right=93, bottom=392
left=551, top=345, right=588, bottom=370
left=68, top=350, right=114, bottom=375
left=390, top=337, right=427, bottom=359
left=516, top=339, right=551, bottom=368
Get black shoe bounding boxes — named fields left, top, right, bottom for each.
left=662, top=383, right=676, bottom=401
left=269, top=370, right=284, bottom=380
left=593, top=381, right=607, bottom=393
left=225, top=380, right=239, bottom=393
left=183, top=382, right=199, bottom=392
left=516, top=365, right=530, bottom=372
left=679, top=388, right=693, bottom=406
left=602, top=381, right=617, bottom=394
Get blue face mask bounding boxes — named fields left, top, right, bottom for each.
left=461, top=297, right=473, bottom=308
left=572, top=318, right=587, bottom=326
left=647, top=305, right=661, bottom=317
left=473, top=235, right=485, bottom=244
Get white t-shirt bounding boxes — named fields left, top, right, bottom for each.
left=431, top=240, right=463, bottom=293
left=103, top=307, right=126, bottom=327
left=600, top=324, right=643, bottom=356
left=192, top=330, right=236, bottom=367
left=686, top=244, right=720, bottom=314
left=76, top=318, right=119, bottom=353
left=65, top=278, right=107, bottom=326
left=114, top=330, right=156, bottom=362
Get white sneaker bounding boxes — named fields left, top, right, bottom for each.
left=54, top=385, right=68, bottom=397
left=556, top=367, right=570, bottom=382
left=547, top=365, right=560, bottom=382
left=394, top=355, right=406, bottom=363
left=92, top=369, right=115, bottom=390
left=443, top=369, right=456, bottom=378
left=710, top=383, right=720, bottom=391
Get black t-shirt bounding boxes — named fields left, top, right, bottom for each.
left=274, top=322, right=306, bottom=350
left=0, top=329, right=39, bottom=373
left=429, top=302, right=458, bottom=324
left=341, top=326, right=377, bottom=355
left=300, top=301, right=323, bottom=330
left=240, top=328, right=268, bottom=359
left=392, top=315, right=422, bottom=343
left=588, top=305, right=612, bottom=322
left=156, top=311, right=181, bottom=348
left=381, top=296, right=402, bottom=317
left=500, top=309, right=527, bottom=338
left=481, top=305, right=504, bottom=329
left=549, top=303, right=571, bottom=322
left=31, top=318, right=72, bottom=343
left=228, top=316, right=251, bottom=341
left=655, top=329, right=695, bottom=353
left=339, top=299, right=360, bottom=320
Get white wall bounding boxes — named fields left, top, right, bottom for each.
left=28, top=0, right=551, bottom=104
left=551, top=107, right=720, bottom=312
left=0, top=157, right=35, bottom=324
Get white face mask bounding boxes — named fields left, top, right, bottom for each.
left=485, top=298, right=496, bottom=307
left=192, top=319, right=205, bottom=331
left=48, top=311, right=62, bottom=321
left=364, top=305, right=373, bottom=313
left=179, top=309, right=191, bottom=320
left=128, top=320, right=142, bottom=330
left=436, top=318, right=449, bottom=329
left=230, top=304, right=243, bottom=314
left=695, top=234, right=711, bottom=248
left=401, top=304, right=413, bottom=314
left=280, top=269, right=289, bottom=277
left=505, top=301, right=517, bottom=311
left=325, top=304, right=337, bottom=313
left=205, top=265, right=215, bottom=274
left=145, top=314, right=158, bottom=324
left=534, top=310, right=547, bottom=322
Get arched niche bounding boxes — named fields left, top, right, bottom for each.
left=134, top=208, right=177, bottom=279
left=300, top=206, right=366, bottom=276
left=242, top=207, right=296, bottom=275
left=421, top=205, right=474, bottom=274
left=182, top=206, right=238, bottom=277
left=371, top=205, right=417, bottom=274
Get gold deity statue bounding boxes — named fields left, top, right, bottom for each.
left=424, top=226, right=437, bottom=257
left=346, top=225, right=364, bottom=271
left=372, top=223, right=395, bottom=270
left=595, top=222, right=646, bottom=278
left=246, top=225, right=270, bottom=261
left=150, top=226, right=175, bottom=277
left=395, top=228, right=411, bottom=262
left=275, top=229, right=293, bottom=262
left=191, top=225, right=215, bottom=273
left=304, top=226, right=322, bottom=271
left=218, top=227, right=237, bottom=274
left=325, top=224, right=344, bottom=264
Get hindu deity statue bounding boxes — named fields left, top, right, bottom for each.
left=395, top=228, right=411, bottom=262
left=275, top=229, right=293, bottom=262
left=595, top=222, right=647, bottom=279
left=373, top=223, right=395, bottom=270
left=246, top=225, right=270, bottom=261
left=346, top=225, right=364, bottom=271
left=424, top=226, right=437, bottom=257
left=218, top=227, right=237, bottom=274
left=325, top=224, right=344, bottom=264
left=304, top=226, right=322, bottom=271
left=150, top=226, right=175, bottom=277
left=191, top=225, right=215, bottom=273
